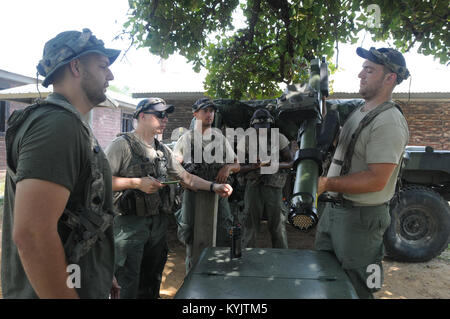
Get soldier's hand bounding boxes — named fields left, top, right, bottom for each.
left=318, top=176, right=327, bottom=196
left=110, top=276, right=121, bottom=299
left=137, top=176, right=164, bottom=194
left=215, top=166, right=231, bottom=183
left=212, top=183, right=233, bottom=198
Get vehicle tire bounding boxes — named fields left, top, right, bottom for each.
left=384, top=185, right=450, bottom=262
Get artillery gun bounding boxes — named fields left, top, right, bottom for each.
left=209, top=58, right=449, bottom=263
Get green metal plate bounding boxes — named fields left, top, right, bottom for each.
left=175, top=248, right=358, bottom=299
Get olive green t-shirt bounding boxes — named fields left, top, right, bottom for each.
left=327, top=102, right=409, bottom=205
left=173, top=128, right=237, bottom=165
left=1, top=93, right=114, bottom=299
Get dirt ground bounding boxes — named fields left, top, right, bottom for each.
left=0, top=216, right=449, bottom=299
left=160, top=219, right=450, bottom=299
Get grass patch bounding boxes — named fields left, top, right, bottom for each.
left=438, top=243, right=450, bottom=261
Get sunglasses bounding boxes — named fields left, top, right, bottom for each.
left=143, top=111, right=169, bottom=119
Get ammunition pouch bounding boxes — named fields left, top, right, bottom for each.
left=113, top=132, right=175, bottom=216
left=261, top=170, right=289, bottom=188
left=186, top=130, right=234, bottom=184
left=61, top=208, right=114, bottom=264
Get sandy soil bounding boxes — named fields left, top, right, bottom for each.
left=160, top=219, right=450, bottom=299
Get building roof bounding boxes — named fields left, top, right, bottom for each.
left=0, top=69, right=40, bottom=85
left=132, top=91, right=206, bottom=100
left=0, top=84, right=137, bottom=109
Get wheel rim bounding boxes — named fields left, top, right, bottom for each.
left=396, top=206, right=436, bottom=242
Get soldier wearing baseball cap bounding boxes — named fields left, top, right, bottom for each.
left=133, top=97, right=174, bottom=119
left=173, top=97, right=240, bottom=274
left=356, top=47, right=410, bottom=84
left=2, top=29, right=120, bottom=298
left=315, top=46, right=410, bottom=299
left=191, top=97, right=218, bottom=113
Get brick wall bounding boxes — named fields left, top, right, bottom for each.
left=0, top=101, right=28, bottom=171
left=163, top=98, right=195, bottom=141
left=396, top=100, right=449, bottom=150
left=91, top=107, right=122, bottom=149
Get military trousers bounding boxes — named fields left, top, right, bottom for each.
left=113, top=213, right=169, bottom=299
left=242, top=182, right=288, bottom=249
left=314, top=201, right=391, bottom=299
left=175, top=189, right=233, bottom=274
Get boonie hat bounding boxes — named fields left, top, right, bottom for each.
left=192, top=98, right=217, bottom=112
left=356, top=47, right=410, bottom=84
left=250, top=108, right=275, bottom=128
left=133, top=98, right=174, bottom=119
left=37, top=28, right=121, bottom=87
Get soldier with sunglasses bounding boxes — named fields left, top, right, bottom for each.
left=105, top=98, right=233, bottom=299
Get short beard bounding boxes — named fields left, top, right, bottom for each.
left=80, top=69, right=106, bottom=106
left=359, top=80, right=383, bottom=101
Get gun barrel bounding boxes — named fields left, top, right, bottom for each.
left=288, top=57, right=328, bottom=231
left=289, top=117, right=320, bottom=231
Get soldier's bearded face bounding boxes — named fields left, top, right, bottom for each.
left=79, top=53, right=114, bottom=105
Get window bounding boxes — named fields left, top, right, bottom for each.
left=121, top=112, right=133, bottom=132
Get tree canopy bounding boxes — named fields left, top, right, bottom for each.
left=123, top=0, right=449, bottom=99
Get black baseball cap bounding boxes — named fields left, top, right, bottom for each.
left=192, top=98, right=217, bottom=112
left=134, top=98, right=174, bottom=119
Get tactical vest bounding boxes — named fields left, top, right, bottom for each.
left=336, top=101, right=404, bottom=199
left=183, top=130, right=231, bottom=183
left=113, top=132, right=174, bottom=216
left=244, top=134, right=289, bottom=188
left=5, top=98, right=114, bottom=264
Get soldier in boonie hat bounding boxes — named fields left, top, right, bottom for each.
left=37, top=28, right=120, bottom=87
left=133, top=97, right=174, bottom=119
left=356, top=47, right=410, bottom=84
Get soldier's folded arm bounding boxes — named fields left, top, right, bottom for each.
left=215, top=160, right=240, bottom=183
left=318, top=162, right=397, bottom=196
left=178, top=170, right=233, bottom=198
left=12, top=179, right=79, bottom=299
left=278, top=146, right=295, bottom=170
